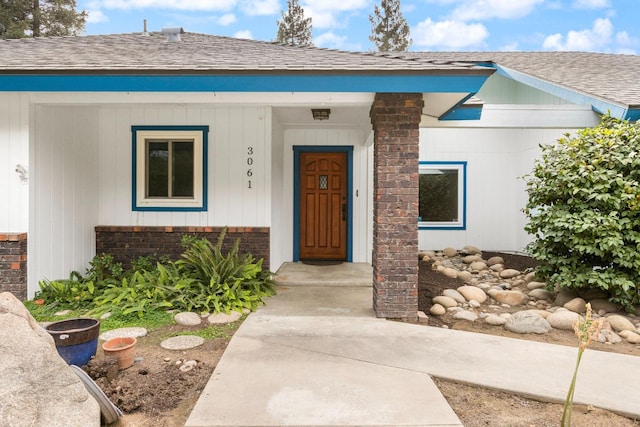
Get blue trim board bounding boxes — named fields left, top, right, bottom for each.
left=292, top=145, right=354, bottom=262
left=494, top=65, right=637, bottom=121
left=0, top=74, right=490, bottom=94
left=439, top=93, right=483, bottom=121
left=418, top=161, right=467, bottom=231
left=131, top=125, right=209, bottom=212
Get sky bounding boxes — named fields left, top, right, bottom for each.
left=78, top=0, right=638, bottom=54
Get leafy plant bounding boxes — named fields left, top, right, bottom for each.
left=37, top=271, right=96, bottom=309
left=175, top=230, right=276, bottom=313
left=90, top=265, right=177, bottom=318
left=524, top=115, right=640, bottom=310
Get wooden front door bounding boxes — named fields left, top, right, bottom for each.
left=299, top=152, right=348, bottom=260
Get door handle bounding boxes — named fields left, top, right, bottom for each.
left=342, top=203, right=347, bottom=221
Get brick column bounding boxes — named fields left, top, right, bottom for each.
left=0, top=233, right=28, bottom=300
left=370, top=93, right=423, bottom=320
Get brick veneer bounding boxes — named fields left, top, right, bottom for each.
left=95, top=226, right=270, bottom=270
left=0, top=233, right=28, bottom=300
left=370, top=93, right=423, bottom=320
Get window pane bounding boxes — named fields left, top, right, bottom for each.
left=419, top=169, right=458, bottom=222
left=172, top=141, right=194, bottom=197
left=147, top=141, right=168, bottom=197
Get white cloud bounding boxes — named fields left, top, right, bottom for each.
left=315, top=32, right=346, bottom=48
left=234, top=29, right=254, bottom=39
left=542, top=17, right=613, bottom=50
left=217, top=13, right=236, bottom=25
left=450, top=0, right=544, bottom=21
left=413, top=18, right=489, bottom=50
left=100, top=0, right=237, bottom=11
left=87, top=9, right=109, bottom=23
left=572, top=0, right=610, bottom=9
left=303, top=0, right=369, bottom=29
left=241, top=0, right=280, bottom=16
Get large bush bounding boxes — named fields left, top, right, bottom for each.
left=524, top=115, right=640, bottom=311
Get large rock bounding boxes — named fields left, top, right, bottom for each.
left=0, top=292, right=100, bottom=427
left=432, top=295, right=458, bottom=309
left=563, top=297, right=587, bottom=314
left=499, top=269, right=521, bottom=279
left=504, top=311, right=552, bottom=334
left=443, top=247, right=458, bottom=257
left=487, top=289, right=527, bottom=306
left=606, top=314, right=636, bottom=332
left=546, top=310, right=581, bottom=331
left=457, top=285, right=488, bottom=304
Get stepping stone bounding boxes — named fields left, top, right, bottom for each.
left=100, top=327, right=148, bottom=341
left=160, top=335, right=205, bottom=350
left=208, top=311, right=242, bottom=324
left=175, top=312, right=202, bottom=326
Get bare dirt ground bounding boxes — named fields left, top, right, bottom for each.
left=84, top=253, right=640, bottom=426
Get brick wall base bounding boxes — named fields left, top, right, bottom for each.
left=95, top=226, right=270, bottom=271
left=370, top=93, right=423, bottom=320
left=0, top=233, right=28, bottom=301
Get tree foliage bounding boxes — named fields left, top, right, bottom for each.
left=0, top=0, right=86, bottom=39
left=524, top=115, right=640, bottom=311
left=369, top=0, right=411, bottom=52
left=275, top=0, right=312, bottom=46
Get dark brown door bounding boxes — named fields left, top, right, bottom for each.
left=299, top=152, right=347, bottom=260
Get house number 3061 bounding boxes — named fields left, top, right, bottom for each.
left=247, top=146, right=254, bottom=189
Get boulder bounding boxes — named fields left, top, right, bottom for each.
left=0, top=292, right=100, bottom=427
left=563, top=297, right=587, bottom=314
left=486, top=256, right=504, bottom=266
left=606, top=314, right=636, bottom=332
left=555, top=289, right=579, bottom=306
left=546, top=310, right=582, bottom=331
left=499, top=269, right=521, bottom=279
left=487, top=289, right=527, bottom=306
left=430, top=304, right=446, bottom=316
left=504, top=311, right=551, bottom=334
left=443, top=247, right=458, bottom=257
left=457, top=285, right=488, bottom=304
left=457, top=271, right=473, bottom=283
left=442, top=289, right=466, bottom=304
left=588, top=299, right=618, bottom=314
left=432, top=295, right=458, bottom=309
left=461, top=245, right=482, bottom=255
left=174, top=312, right=202, bottom=326
left=528, top=289, right=553, bottom=301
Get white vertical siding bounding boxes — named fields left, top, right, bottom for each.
left=30, top=105, right=99, bottom=294
left=29, top=104, right=272, bottom=296
left=96, top=105, right=271, bottom=227
left=0, top=93, right=29, bottom=232
left=419, top=127, right=575, bottom=252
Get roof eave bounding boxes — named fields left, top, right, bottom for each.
left=0, top=69, right=495, bottom=94
left=496, top=64, right=632, bottom=121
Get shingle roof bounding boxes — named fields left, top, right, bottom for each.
left=397, top=51, right=640, bottom=108
left=0, top=32, right=486, bottom=75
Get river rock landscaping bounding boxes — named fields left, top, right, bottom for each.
left=418, top=246, right=640, bottom=349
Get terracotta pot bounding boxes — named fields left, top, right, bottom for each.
left=102, top=337, right=137, bottom=370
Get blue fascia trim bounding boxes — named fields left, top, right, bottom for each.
left=418, top=161, right=467, bottom=231
left=131, top=125, right=209, bottom=212
left=0, top=74, right=490, bottom=94
left=439, top=93, right=483, bottom=121
left=623, top=108, right=640, bottom=122
left=495, top=65, right=629, bottom=120
left=292, top=145, right=354, bottom=262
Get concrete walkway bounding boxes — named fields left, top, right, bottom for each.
left=186, top=267, right=640, bottom=426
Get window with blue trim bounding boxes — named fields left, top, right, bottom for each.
left=419, top=162, right=466, bottom=229
left=132, top=126, right=208, bottom=211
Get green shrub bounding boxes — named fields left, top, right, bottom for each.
left=524, top=115, right=640, bottom=310
left=174, top=230, right=276, bottom=313
left=36, top=229, right=275, bottom=317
